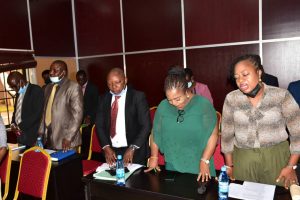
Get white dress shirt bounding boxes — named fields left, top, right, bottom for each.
left=110, top=87, right=128, bottom=148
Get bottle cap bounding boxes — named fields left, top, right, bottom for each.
left=117, top=155, right=122, bottom=159
left=221, top=165, right=227, bottom=171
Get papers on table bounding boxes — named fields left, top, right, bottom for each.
left=229, top=181, right=275, bottom=200
left=290, top=184, right=300, bottom=200
left=93, top=163, right=143, bottom=181
left=8, top=143, right=26, bottom=151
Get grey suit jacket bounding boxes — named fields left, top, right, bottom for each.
left=39, top=78, right=83, bottom=149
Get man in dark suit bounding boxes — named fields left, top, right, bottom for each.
left=253, top=54, right=279, bottom=87
left=288, top=80, right=300, bottom=106
left=76, top=70, right=99, bottom=158
left=76, top=70, right=99, bottom=125
left=42, top=69, right=51, bottom=90
left=95, top=68, right=151, bottom=165
left=262, top=73, right=279, bottom=87
left=8, top=72, right=44, bottom=147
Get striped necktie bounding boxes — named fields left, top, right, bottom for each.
left=15, top=94, right=24, bottom=125
left=45, top=84, right=58, bottom=126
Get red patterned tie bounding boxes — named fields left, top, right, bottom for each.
left=110, top=96, right=121, bottom=138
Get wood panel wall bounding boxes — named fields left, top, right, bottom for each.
left=1, top=0, right=300, bottom=112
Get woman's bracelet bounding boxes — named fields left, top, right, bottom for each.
left=150, top=156, right=158, bottom=159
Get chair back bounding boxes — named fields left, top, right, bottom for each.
left=149, top=106, right=157, bottom=125
left=214, top=111, right=225, bottom=170
left=14, top=147, right=51, bottom=200
left=87, top=125, right=102, bottom=160
left=0, top=147, right=12, bottom=200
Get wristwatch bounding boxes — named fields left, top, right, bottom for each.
left=201, top=158, right=210, bottom=164
left=129, top=145, right=138, bottom=151
left=287, top=164, right=298, bottom=170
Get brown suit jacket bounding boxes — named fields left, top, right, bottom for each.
left=39, top=78, right=83, bottom=150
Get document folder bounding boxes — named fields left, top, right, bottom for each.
left=50, top=150, right=76, bottom=161
left=20, top=149, right=76, bottom=161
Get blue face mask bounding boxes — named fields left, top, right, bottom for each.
left=18, top=86, right=26, bottom=94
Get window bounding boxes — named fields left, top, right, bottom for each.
left=0, top=69, right=32, bottom=126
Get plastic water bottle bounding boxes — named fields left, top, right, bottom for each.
left=116, top=155, right=125, bottom=186
left=218, top=165, right=229, bottom=200
left=35, top=136, right=44, bottom=152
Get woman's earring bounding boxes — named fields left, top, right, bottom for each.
left=186, top=95, right=190, bottom=99
left=259, top=77, right=262, bottom=83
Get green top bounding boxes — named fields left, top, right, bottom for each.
left=154, top=95, right=217, bottom=175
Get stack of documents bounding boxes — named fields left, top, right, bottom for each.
left=290, top=184, right=300, bottom=200
left=229, top=181, right=275, bottom=200
left=93, top=163, right=143, bottom=181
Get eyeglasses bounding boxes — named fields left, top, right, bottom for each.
left=177, top=110, right=185, bottom=123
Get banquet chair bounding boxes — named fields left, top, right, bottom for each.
left=213, top=111, right=225, bottom=170
left=14, top=147, right=51, bottom=200
left=0, top=147, right=12, bottom=200
left=77, top=126, right=83, bottom=154
left=149, top=106, right=165, bottom=166
left=82, top=125, right=102, bottom=176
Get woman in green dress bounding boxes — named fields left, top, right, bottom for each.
left=145, top=67, right=219, bottom=182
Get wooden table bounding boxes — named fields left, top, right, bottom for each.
left=82, top=168, right=292, bottom=200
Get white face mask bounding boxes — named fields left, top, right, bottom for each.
left=110, top=86, right=127, bottom=96
left=187, top=81, right=193, bottom=88
left=50, top=76, right=61, bottom=83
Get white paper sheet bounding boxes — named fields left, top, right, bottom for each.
left=290, top=184, right=300, bottom=200
left=229, top=181, right=275, bottom=200
left=95, top=163, right=143, bottom=173
left=8, top=143, right=26, bottom=151
left=94, top=163, right=143, bottom=181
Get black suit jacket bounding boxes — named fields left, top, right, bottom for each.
left=262, top=73, right=279, bottom=87
left=95, top=87, right=151, bottom=164
left=12, top=83, right=44, bottom=146
left=83, top=82, right=99, bottom=124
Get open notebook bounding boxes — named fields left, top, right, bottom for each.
left=93, top=163, right=143, bottom=181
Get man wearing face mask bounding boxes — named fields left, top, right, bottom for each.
left=39, top=60, right=83, bottom=151
left=95, top=68, right=151, bottom=165
left=8, top=72, right=44, bottom=147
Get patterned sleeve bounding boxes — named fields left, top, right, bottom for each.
left=0, top=117, right=7, bottom=148
left=221, top=95, right=235, bottom=154
left=282, top=91, right=300, bottom=154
